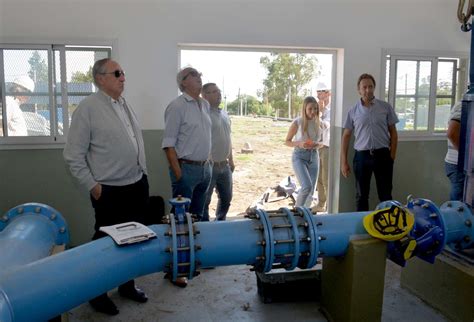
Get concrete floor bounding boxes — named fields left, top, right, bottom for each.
left=68, top=260, right=448, bottom=322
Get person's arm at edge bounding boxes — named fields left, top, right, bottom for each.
left=162, top=101, right=183, bottom=180
left=285, top=122, right=303, bottom=148
left=63, top=104, right=101, bottom=199
left=388, top=124, right=398, bottom=160
left=228, top=147, right=235, bottom=172
left=164, top=147, right=182, bottom=180
left=447, top=120, right=461, bottom=150
left=341, top=128, right=352, bottom=178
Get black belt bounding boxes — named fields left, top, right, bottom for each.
left=356, top=147, right=389, bottom=156
left=178, top=159, right=208, bottom=166
left=213, top=160, right=228, bottom=167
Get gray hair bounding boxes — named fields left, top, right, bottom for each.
left=92, top=58, right=111, bottom=86
left=176, top=67, right=196, bottom=92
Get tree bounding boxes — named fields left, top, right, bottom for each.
left=226, top=94, right=270, bottom=116
left=71, top=66, right=94, bottom=83
left=260, top=53, right=319, bottom=118
left=28, top=51, right=48, bottom=82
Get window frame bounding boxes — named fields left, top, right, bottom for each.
left=0, top=43, right=112, bottom=150
left=381, top=49, right=469, bottom=141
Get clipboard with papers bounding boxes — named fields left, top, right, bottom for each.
left=99, top=222, right=157, bottom=245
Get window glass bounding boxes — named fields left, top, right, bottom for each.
left=386, top=53, right=465, bottom=136
left=3, top=49, right=51, bottom=137
left=394, top=60, right=431, bottom=132
left=434, top=60, right=457, bottom=132
left=435, top=98, right=452, bottom=131
left=384, top=56, right=390, bottom=102
left=0, top=45, right=111, bottom=145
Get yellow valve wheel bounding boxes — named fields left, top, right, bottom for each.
left=363, top=205, right=415, bottom=242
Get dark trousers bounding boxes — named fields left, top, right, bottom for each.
left=353, top=148, right=393, bottom=211
left=90, top=174, right=149, bottom=297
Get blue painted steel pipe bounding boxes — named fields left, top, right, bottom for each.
left=0, top=203, right=69, bottom=272
left=0, top=198, right=472, bottom=321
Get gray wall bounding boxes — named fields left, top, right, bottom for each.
left=0, top=130, right=171, bottom=246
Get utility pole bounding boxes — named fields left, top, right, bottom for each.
left=238, top=88, right=243, bottom=116
left=244, top=95, right=247, bottom=116
left=288, top=84, right=292, bottom=118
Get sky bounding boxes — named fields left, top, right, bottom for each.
left=181, top=49, right=333, bottom=103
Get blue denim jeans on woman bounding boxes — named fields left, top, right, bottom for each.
left=292, top=148, right=319, bottom=207
left=204, top=162, right=233, bottom=221
left=169, top=162, right=211, bottom=221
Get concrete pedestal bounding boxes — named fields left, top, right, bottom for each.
left=321, top=238, right=387, bottom=322
left=401, top=251, right=474, bottom=322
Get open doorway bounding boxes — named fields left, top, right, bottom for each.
left=180, top=45, right=336, bottom=218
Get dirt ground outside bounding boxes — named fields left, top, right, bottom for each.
left=206, top=115, right=301, bottom=219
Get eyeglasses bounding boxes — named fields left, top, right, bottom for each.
left=100, top=70, right=125, bottom=78
left=183, top=70, right=202, bottom=80
left=317, top=90, right=329, bottom=93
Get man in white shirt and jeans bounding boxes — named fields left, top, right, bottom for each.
left=445, top=102, right=465, bottom=200
left=202, top=83, right=235, bottom=221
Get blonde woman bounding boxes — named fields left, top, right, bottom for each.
left=285, top=96, right=322, bottom=207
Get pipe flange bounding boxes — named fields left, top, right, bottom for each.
left=255, top=208, right=274, bottom=272
left=296, top=207, right=319, bottom=269
left=167, top=212, right=197, bottom=281
left=185, top=212, right=197, bottom=279
left=280, top=207, right=301, bottom=270
left=168, top=213, right=179, bottom=281
left=0, top=203, right=69, bottom=245
left=440, top=201, right=474, bottom=250
left=407, top=198, right=446, bottom=261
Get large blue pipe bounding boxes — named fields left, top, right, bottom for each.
left=0, top=199, right=472, bottom=321
left=0, top=203, right=69, bottom=272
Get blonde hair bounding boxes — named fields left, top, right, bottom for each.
left=301, top=96, right=320, bottom=138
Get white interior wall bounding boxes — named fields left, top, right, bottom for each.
left=0, top=0, right=469, bottom=129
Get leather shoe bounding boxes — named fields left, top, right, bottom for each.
left=164, top=273, right=188, bottom=288
left=89, top=295, right=119, bottom=316
left=119, top=287, right=148, bottom=303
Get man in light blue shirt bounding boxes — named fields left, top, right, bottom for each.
left=162, top=67, right=212, bottom=287
left=202, top=83, right=234, bottom=221
left=341, top=73, right=398, bottom=211
left=162, top=67, right=212, bottom=220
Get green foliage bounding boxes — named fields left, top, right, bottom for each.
left=71, top=66, right=94, bottom=83
left=260, top=53, right=318, bottom=118
left=227, top=94, right=272, bottom=116
left=236, top=154, right=253, bottom=161
left=28, top=51, right=49, bottom=82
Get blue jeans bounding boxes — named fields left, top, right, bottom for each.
left=204, top=162, right=233, bottom=221
left=169, top=162, right=211, bottom=221
left=445, top=162, right=465, bottom=201
left=292, top=148, right=319, bottom=207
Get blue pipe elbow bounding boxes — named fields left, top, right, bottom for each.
left=0, top=203, right=69, bottom=272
